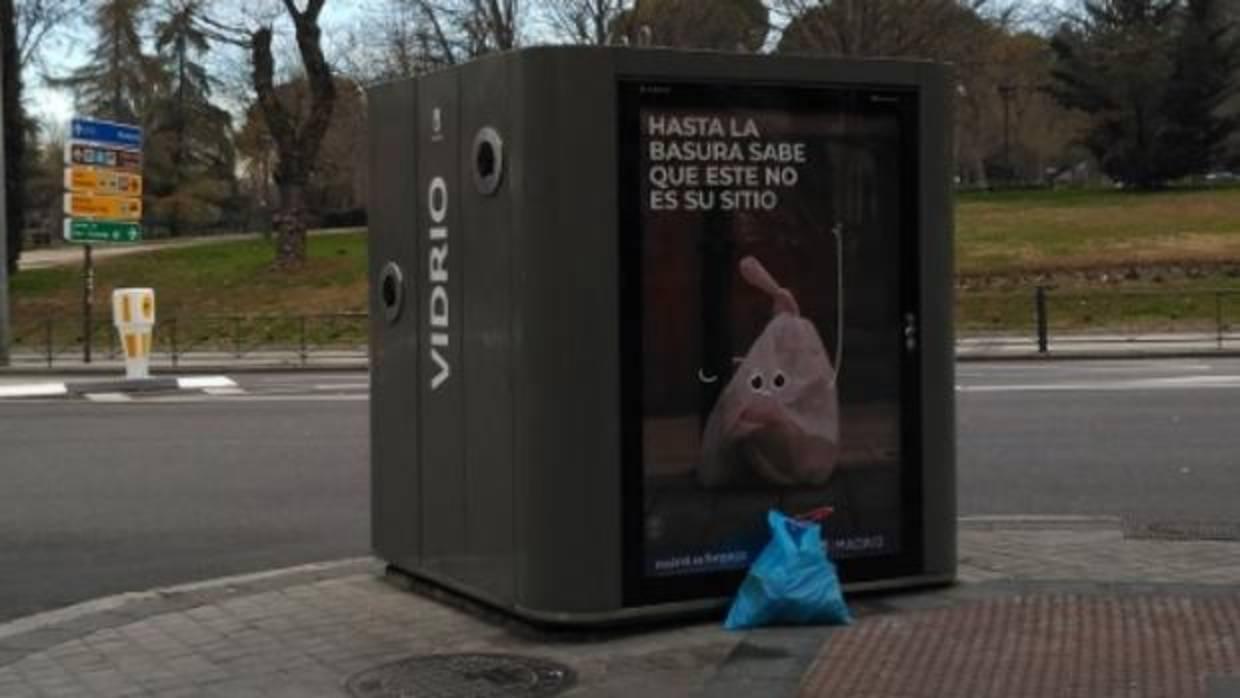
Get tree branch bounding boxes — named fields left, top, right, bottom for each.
left=290, top=1, right=335, bottom=175
left=250, top=26, right=297, bottom=180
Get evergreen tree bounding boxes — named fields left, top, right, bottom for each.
left=1050, top=0, right=1239, bottom=188
left=52, top=0, right=157, bottom=123
left=145, top=0, right=236, bottom=235
left=1160, top=0, right=1240, bottom=177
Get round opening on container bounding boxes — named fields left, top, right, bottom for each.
left=477, top=142, right=496, bottom=180
left=473, top=127, right=504, bottom=196
left=379, top=262, right=404, bottom=324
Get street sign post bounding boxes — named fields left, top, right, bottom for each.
left=65, top=115, right=146, bottom=364
left=70, top=117, right=142, bottom=150
left=64, top=219, right=142, bottom=243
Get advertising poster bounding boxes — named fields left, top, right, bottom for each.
left=620, top=82, right=920, bottom=596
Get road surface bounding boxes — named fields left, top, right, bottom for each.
left=2, top=360, right=1238, bottom=622
left=0, top=374, right=367, bottom=622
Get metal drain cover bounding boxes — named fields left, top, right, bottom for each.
left=346, top=653, right=575, bottom=698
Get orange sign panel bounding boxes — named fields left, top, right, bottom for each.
left=63, top=193, right=142, bottom=220
left=64, top=167, right=142, bottom=196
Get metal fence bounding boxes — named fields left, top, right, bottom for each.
left=9, top=312, right=368, bottom=367
left=958, top=287, right=1240, bottom=354
left=10, top=287, right=1240, bottom=367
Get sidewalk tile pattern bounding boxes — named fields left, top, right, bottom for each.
left=2, top=521, right=1240, bottom=697
left=959, top=526, right=1240, bottom=585
left=0, top=576, right=738, bottom=698
left=802, top=593, right=1240, bottom=698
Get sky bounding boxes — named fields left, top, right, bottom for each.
left=27, top=0, right=1076, bottom=135
left=26, top=1, right=363, bottom=133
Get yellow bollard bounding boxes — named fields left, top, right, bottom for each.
left=112, top=288, right=156, bottom=379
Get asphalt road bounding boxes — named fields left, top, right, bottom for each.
left=0, top=375, right=368, bottom=623
left=957, top=357, right=1240, bottom=522
left=2, top=360, right=1239, bottom=623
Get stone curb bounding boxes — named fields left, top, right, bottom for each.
left=0, top=362, right=368, bottom=377
left=2, top=553, right=1239, bottom=697
left=957, top=349, right=1240, bottom=362
left=0, top=375, right=237, bottom=399
left=0, top=559, right=375, bottom=668
left=958, top=514, right=1122, bottom=530
left=0, top=514, right=1222, bottom=648
left=3, top=519, right=1240, bottom=696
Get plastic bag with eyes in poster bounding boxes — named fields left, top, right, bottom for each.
left=698, top=255, right=840, bottom=489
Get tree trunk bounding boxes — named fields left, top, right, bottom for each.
left=250, top=1, right=334, bottom=272
left=2, top=0, right=23, bottom=275
left=273, top=180, right=308, bottom=268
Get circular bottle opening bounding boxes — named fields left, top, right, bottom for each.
left=473, top=127, right=504, bottom=196
left=379, top=262, right=404, bottom=324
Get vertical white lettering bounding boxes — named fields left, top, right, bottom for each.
left=427, top=174, right=450, bottom=390
left=429, top=245, right=448, bottom=283
left=429, top=286, right=449, bottom=328
left=428, top=177, right=448, bottom=223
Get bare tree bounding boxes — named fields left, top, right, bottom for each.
left=15, top=0, right=83, bottom=69
left=609, top=0, right=770, bottom=51
left=543, top=0, right=629, bottom=45
left=250, top=0, right=335, bottom=268
left=404, top=0, right=521, bottom=64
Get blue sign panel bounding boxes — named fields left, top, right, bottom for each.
left=70, top=117, right=142, bottom=150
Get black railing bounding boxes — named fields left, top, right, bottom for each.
left=10, top=288, right=1240, bottom=367
left=958, top=287, right=1240, bottom=354
left=8, top=312, right=367, bottom=367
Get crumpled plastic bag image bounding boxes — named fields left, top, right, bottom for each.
left=724, top=509, right=851, bottom=630
left=699, top=255, right=840, bottom=488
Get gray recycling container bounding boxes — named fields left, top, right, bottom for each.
left=368, top=46, right=955, bottom=625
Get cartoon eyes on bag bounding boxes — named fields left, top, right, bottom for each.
left=749, top=371, right=787, bottom=392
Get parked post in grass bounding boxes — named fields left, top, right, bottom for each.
left=1035, top=286, right=1049, bottom=354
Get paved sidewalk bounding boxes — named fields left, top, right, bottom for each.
left=1, top=517, right=1237, bottom=697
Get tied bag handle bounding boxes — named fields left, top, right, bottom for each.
left=768, top=510, right=816, bottom=557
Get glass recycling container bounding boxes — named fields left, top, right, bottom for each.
left=368, top=47, right=955, bottom=624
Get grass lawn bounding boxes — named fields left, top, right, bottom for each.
left=9, top=230, right=368, bottom=353
left=12, top=186, right=1240, bottom=346
left=955, top=186, right=1240, bottom=334
left=956, top=185, right=1240, bottom=278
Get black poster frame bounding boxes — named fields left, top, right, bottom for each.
left=617, top=78, right=927, bottom=608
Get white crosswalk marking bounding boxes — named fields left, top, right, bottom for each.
left=203, top=387, right=246, bottom=396
left=85, top=392, right=133, bottom=402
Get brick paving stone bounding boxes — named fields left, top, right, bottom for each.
left=801, top=593, right=1240, bottom=698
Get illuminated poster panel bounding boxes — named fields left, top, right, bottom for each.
left=619, top=81, right=924, bottom=603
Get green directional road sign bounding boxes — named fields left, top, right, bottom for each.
left=63, top=219, right=143, bottom=244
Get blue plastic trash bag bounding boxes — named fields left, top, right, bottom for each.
left=724, top=510, right=851, bottom=630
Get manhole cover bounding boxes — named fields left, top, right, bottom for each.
left=1124, top=520, right=1240, bottom=542
left=346, top=653, right=575, bottom=698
